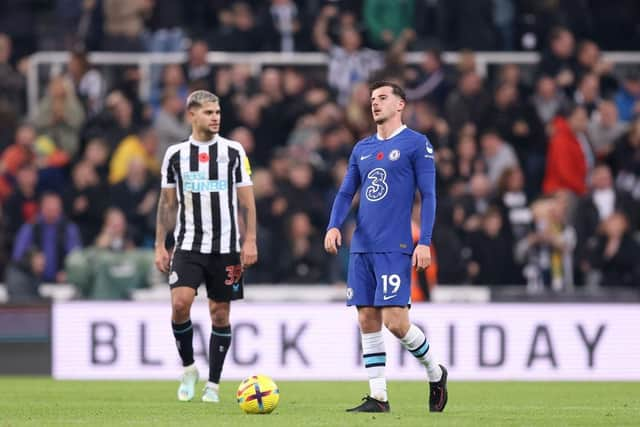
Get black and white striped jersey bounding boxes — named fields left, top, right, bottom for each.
left=160, top=134, right=253, bottom=254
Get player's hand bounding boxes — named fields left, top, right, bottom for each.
left=324, top=228, right=342, bottom=255
left=412, top=244, right=431, bottom=272
left=155, top=245, right=171, bottom=273
left=241, top=239, right=258, bottom=268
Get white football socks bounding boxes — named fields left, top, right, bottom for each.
left=400, top=324, right=442, bottom=382
left=361, top=331, right=388, bottom=402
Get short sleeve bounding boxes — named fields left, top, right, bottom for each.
left=235, top=145, right=253, bottom=187
left=161, top=146, right=178, bottom=188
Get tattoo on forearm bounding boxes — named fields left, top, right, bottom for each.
left=155, top=190, right=177, bottom=245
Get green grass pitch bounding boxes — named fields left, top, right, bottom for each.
left=1, top=378, right=639, bottom=426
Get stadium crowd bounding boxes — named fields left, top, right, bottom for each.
left=1, top=0, right=640, bottom=301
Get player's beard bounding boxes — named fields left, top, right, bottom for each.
left=199, top=123, right=216, bottom=139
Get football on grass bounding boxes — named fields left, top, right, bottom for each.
left=237, top=374, right=280, bottom=414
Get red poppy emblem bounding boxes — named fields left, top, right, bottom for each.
left=199, top=152, right=209, bottom=162
left=376, top=152, right=384, bottom=160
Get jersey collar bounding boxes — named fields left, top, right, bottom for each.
left=376, top=124, right=406, bottom=141
left=189, top=134, right=219, bottom=145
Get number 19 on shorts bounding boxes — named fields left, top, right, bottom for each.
left=381, top=274, right=401, bottom=296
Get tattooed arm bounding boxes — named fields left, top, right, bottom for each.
left=154, top=188, right=178, bottom=273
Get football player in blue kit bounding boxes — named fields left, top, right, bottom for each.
left=324, top=81, right=448, bottom=413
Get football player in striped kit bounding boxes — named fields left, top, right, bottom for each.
left=155, top=90, right=257, bottom=403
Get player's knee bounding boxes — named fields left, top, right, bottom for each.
left=358, top=311, right=382, bottom=333
left=172, top=299, right=191, bottom=319
left=209, top=306, right=230, bottom=327
left=384, top=318, right=409, bottom=338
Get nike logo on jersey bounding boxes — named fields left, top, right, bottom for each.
left=360, top=154, right=372, bottom=160
left=383, top=294, right=397, bottom=301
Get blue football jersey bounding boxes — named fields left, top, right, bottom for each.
left=328, top=126, right=437, bottom=254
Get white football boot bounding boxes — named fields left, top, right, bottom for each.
left=201, top=382, right=220, bottom=403
left=177, top=363, right=199, bottom=402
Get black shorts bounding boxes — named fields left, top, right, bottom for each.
left=169, top=250, right=244, bottom=301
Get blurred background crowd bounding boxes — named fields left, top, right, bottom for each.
left=1, top=0, right=640, bottom=302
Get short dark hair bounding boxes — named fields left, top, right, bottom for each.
left=369, top=81, right=406, bottom=102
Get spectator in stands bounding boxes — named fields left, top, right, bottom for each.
left=281, top=161, right=327, bottom=229
left=109, top=157, right=158, bottom=246
left=181, top=39, right=214, bottom=88
left=313, top=4, right=383, bottom=105
left=497, top=63, right=531, bottom=99
left=145, top=0, right=186, bottom=53
left=480, top=81, right=545, bottom=181
left=229, top=126, right=256, bottom=162
left=82, top=91, right=137, bottom=155
left=574, top=40, right=618, bottom=97
left=614, top=71, right=640, bottom=122
left=318, top=125, right=352, bottom=169
left=345, top=82, right=374, bottom=139
left=436, top=0, right=498, bottom=50
left=467, top=206, right=518, bottom=285
left=281, top=67, right=309, bottom=125
left=0, top=33, right=25, bottom=118
left=431, top=196, right=469, bottom=286
left=609, top=118, right=640, bottom=212
left=4, top=163, right=38, bottom=247
left=538, top=26, right=576, bottom=93
left=220, top=2, right=263, bottom=52
left=574, top=73, right=601, bottom=118
left=444, top=71, right=491, bottom=135
left=0, top=123, right=35, bottom=200
left=93, top=207, right=135, bottom=250
left=153, top=89, right=189, bottom=163
left=65, top=207, right=154, bottom=299
left=10, top=192, right=82, bottom=285
left=404, top=101, right=450, bottom=149
left=435, top=147, right=458, bottom=196
left=109, top=126, right=160, bottom=184
left=454, top=173, right=493, bottom=234
left=31, top=76, right=85, bottom=158
left=101, top=0, right=152, bottom=51
left=260, top=0, right=308, bottom=52
left=543, top=105, right=592, bottom=196
left=480, top=130, right=519, bottom=187
left=588, top=100, right=628, bottom=160
left=404, top=47, right=449, bottom=110
left=256, top=68, right=290, bottom=155
left=574, top=164, right=637, bottom=277
left=516, top=192, right=576, bottom=292
left=206, top=7, right=236, bottom=51
left=278, top=211, right=328, bottom=284
left=583, top=211, right=640, bottom=289
left=455, top=135, right=486, bottom=183
left=81, top=137, right=109, bottom=182
left=496, top=167, right=531, bottom=242
left=63, top=161, right=108, bottom=246
left=531, top=75, right=569, bottom=126
left=66, top=50, right=105, bottom=116
left=363, top=0, right=414, bottom=48
left=151, top=64, right=188, bottom=115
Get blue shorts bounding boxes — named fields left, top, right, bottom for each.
left=346, top=252, right=412, bottom=307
